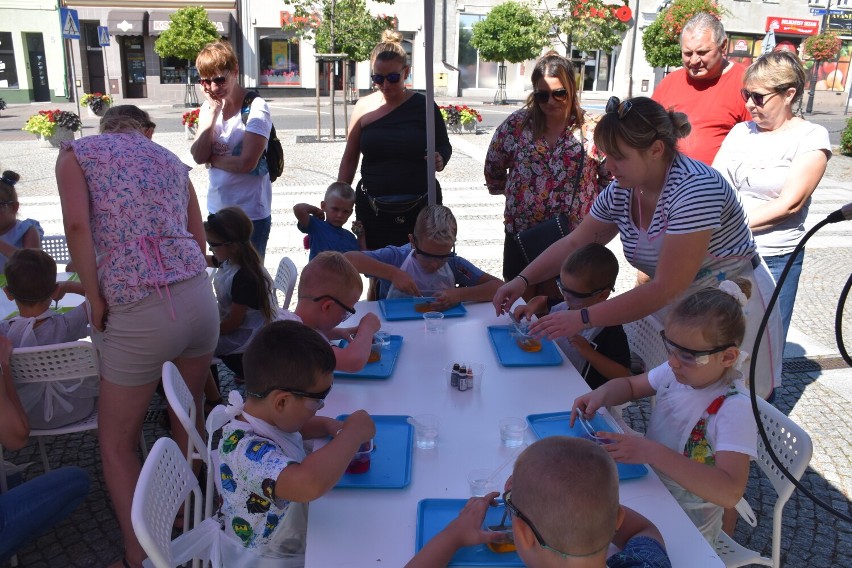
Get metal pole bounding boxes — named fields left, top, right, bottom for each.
left=626, top=0, right=640, bottom=99
left=67, top=39, right=82, bottom=121
left=102, top=44, right=111, bottom=103
left=316, top=59, right=321, bottom=139
left=806, top=0, right=832, bottom=114
left=330, top=62, right=336, bottom=140
left=343, top=60, right=349, bottom=140
left=424, top=0, right=437, bottom=205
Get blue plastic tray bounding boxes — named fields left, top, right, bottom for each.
left=379, top=297, right=467, bottom=321
left=334, top=335, right=403, bottom=380
left=526, top=411, right=648, bottom=480
left=487, top=326, right=563, bottom=367
left=334, top=415, right=413, bottom=489
left=416, top=499, right=522, bottom=566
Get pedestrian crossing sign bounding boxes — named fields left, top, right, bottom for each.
left=98, top=26, right=110, bottom=46
left=60, top=8, right=80, bottom=40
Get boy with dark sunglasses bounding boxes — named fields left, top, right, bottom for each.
left=406, top=437, right=671, bottom=568
left=285, top=251, right=381, bottom=373
left=344, top=205, right=502, bottom=309
left=210, top=320, right=375, bottom=565
left=514, top=243, right=631, bottom=389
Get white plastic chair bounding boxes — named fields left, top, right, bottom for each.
left=623, top=314, right=668, bottom=373
left=42, top=234, right=71, bottom=265
left=132, top=437, right=207, bottom=568
left=161, top=362, right=216, bottom=519
left=0, top=341, right=147, bottom=491
left=714, top=397, right=814, bottom=568
left=274, top=256, right=298, bottom=310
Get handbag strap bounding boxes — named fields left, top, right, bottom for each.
left=564, top=122, right=586, bottom=221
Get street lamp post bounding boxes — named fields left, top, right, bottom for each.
left=806, top=0, right=832, bottom=114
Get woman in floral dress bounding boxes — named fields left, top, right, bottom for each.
left=485, top=51, right=609, bottom=299
left=56, top=105, right=219, bottom=568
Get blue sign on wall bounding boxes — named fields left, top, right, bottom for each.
left=60, top=8, right=81, bottom=40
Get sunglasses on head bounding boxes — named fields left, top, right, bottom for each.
left=199, top=75, right=228, bottom=87
left=740, top=88, right=780, bottom=107
left=370, top=72, right=402, bottom=85
left=605, top=96, right=659, bottom=136
left=533, top=88, right=569, bottom=104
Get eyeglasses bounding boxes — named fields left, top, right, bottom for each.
left=370, top=72, right=402, bottom=85
left=605, top=96, right=659, bottom=135
left=301, top=295, right=357, bottom=321
left=412, top=238, right=456, bottom=262
left=503, top=491, right=609, bottom=558
left=740, top=89, right=780, bottom=107
left=660, top=331, right=736, bottom=367
left=207, top=241, right=230, bottom=249
left=199, top=74, right=229, bottom=87
left=555, top=279, right=608, bottom=300
left=533, top=88, right=569, bottom=104
left=245, top=384, right=332, bottom=411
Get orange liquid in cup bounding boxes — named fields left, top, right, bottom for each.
left=414, top=302, right=436, bottom=313
left=368, top=349, right=382, bottom=363
left=516, top=338, right=542, bottom=352
left=487, top=541, right=517, bottom=553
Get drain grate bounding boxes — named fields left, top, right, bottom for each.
left=783, top=356, right=851, bottom=373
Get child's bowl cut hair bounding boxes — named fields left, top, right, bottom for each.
left=324, top=182, right=356, bottom=203
left=5, top=249, right=57, bottom=304
left=298, top=251, right=363, bottom=296
left=242, top=320, right=335, bottom=394
left=561, top=243, right=619, bottom=291
left=413, top=205, right=457, bottom=247
left=666, top=278, right=752, bottom=347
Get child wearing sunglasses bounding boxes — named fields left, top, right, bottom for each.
left=513, top=243, right=631, bottom=389
left=571, top=279, right=757, bottom=544
left=209, top=320, right=375, bottom=565
left=285, top=251, right=381, bottom=373
left=0, top=171, right=43, bottom=272
left=344, top=205, right=502, bottom=309
left=406, top=437, right=671, bottom=568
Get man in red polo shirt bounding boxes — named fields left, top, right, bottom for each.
left=652, top=12, right=750, bottom=165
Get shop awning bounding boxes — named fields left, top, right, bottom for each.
left=148, top=10, right=232, bottom=37
left=108, top=10, right=147, bottom=36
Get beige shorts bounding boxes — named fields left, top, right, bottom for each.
left=97, top=273, right=219, bottom=387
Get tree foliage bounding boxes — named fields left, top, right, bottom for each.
left=153, top=6, right=220, bottom=63
left=283, top=0, right=396, bottom=62
left=542, top=0, right=631, bottom=54
left=642, top=0, right=724, bottom=68
left=470, top=1, right=549, bottom=64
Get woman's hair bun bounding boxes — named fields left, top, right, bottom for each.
left=1, top=170, right=20, bottom=186
left=668, top=111, right=692, bottom=140
left=381, top=30, right=403, bottom=44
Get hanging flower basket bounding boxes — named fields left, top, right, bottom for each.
left=81, top=92, right=113, bottom=117
left=804, top=32, right=841, bottom=62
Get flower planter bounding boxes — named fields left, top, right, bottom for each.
left=38, top=126, right=75, bottom=148
left=87, top=104, right=110, bottom=118
left=463, top=121, right=476, bottom=134
left=185, top=124, right=198, bottom=140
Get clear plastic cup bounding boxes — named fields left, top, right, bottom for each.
left=423, top=311, right=445, bottom=334
left=345, top=440, right=374, bottom=474
left=499, top=417, right=527, bottom=448
left=468, top=468, right=497, bottom=496
left=413, top=414, right=439, bottom=449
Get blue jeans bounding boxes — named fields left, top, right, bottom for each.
left=0, top=466, right=89, bottom=563
left=250, top=215, right=272, bottom=260
left=763, top=250, right=804, bottom=345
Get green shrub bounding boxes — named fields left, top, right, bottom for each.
left=840, top=117, right=852, bottom=156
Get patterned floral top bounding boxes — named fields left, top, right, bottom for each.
left=64, top=132, right=207, bottom=305
left=484, top=109, right=609, bottom=234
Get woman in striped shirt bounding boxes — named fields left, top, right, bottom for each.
left=493, top=96, right=782, bottom=400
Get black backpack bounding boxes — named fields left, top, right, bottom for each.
left=241, top=91, right=284, bottom=182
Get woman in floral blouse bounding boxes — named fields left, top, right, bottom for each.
left=485, top=51, right=608, bottom=299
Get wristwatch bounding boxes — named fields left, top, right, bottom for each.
left=580, top=308, right=592, bottom=330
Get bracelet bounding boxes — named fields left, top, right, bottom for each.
left=514, top=274, right=529, bottom=287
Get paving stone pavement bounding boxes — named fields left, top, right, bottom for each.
left=0, top=101, right=851, bottom=567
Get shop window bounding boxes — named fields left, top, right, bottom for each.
left=727, top=34, right=758, bottom=67
left=458, top=14, right=498, bottom=89
left=159, top=56, right=199, bottom=85
left=0, top=32, right=19, bottom=89
left=259, top=31, right=300, bottom=86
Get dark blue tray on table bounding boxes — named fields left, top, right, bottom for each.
left=378, top=298, right=467, bottom=321
left=334, top=414, right=414, bottom=489
left=487, top=326, right=563, bottom=367
left=334, top=335, right=403, bottom=380
left=526, top=411, right=648, bottom=480
left=416, top=499, right=522, bottom=566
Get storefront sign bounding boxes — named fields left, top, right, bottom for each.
left=734, top=39, right=749, bottom=52
left=829, top=12, right=852, bottom=34
left=281, top=11, right=320, bottom=29
left=765, top=17, right=819, bottom=36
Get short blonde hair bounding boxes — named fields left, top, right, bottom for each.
left=744, top=51, right=807, bottom=107
left=413, top=205, right=457, bottom=247
left=324, top=182, right=355, bottom=202
left=299, top=251, right=363, bottom=297
left=196, top=40, right=238, bottom=77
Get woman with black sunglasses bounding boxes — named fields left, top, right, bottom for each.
left=713, top=51, right=830, bottom=347
left=338, top=30, right=452, bottom=251
left=493, top=96, right=783, bottom=402
left=485, top=51, right=609, bottom=302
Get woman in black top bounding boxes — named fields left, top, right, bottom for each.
left=338, top=30, right=451, bottom=250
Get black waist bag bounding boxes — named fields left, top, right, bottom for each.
left=359, top=182, right=426, bottom=215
